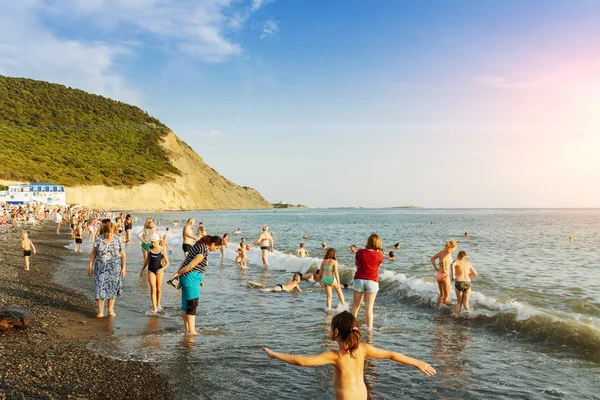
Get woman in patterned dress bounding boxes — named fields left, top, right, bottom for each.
left=88, top=222, right=127, bottom=318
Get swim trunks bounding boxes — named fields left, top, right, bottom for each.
left=261, top=246, right=270, bottom=251
left=182, top=243, right=192, bottom=253
left=23, top=250, right=31, bottom=257
left=75, top=238, right=83, bottom=244
left=125, top=224, right=132, bottom=230
left=455, top=281, right=471, bottom=292
left=278, top=284, right=284, bottom=290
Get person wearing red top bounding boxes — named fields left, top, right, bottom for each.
left=351, top=233, right=384, bottom=331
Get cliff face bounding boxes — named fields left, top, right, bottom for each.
left=66, top=132, right=271, bottom=210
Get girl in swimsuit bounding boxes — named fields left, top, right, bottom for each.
left=140, top=233, right=170, bottom=313
left=320, top=248, right=345, bottom=310
left=124, top=215, right=133, bottom=243
left=430, top=240, right=457, bottom=307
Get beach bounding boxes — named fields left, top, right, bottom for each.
left=0, top=223, right=172, bottom=399
left=2, top=208, right=600, bottom=399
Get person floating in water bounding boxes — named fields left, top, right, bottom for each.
left=393, top=243, right=400, bottom=250
left=388, top=251, right=396, bottom=261
left=247, top=274, right=302, bottom=292
left=296, top=243, right=309, bottom=257
left=568, top=236, right=575, bottom=242
left=452, top=250, right=477, bottom=318
left=262, top=311, right=435, bottom=400
left=350, top=245, right=357, bottom=253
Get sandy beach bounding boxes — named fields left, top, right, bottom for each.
left=0, top=223, right=172, bottom=399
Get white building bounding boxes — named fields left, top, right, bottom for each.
left=0, top=183, right=66, bottom=205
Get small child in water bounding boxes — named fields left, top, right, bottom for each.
left=452, top=250, right=478, bottom=317
left=262, top=311, right=435, bottom=399
left=388, top=251, right=396, bottom=261
left=296, top=243, right=309, bottom=258
left=248, top=274, right=302, bottom=292
left=21, top=231, right=36, bottom=271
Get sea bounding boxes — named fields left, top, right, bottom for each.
left=57, top=208, right=600, bottom=399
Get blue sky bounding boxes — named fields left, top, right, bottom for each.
left=1, top=0, right=599, bottom=207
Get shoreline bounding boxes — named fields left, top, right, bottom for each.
left=0, top=223, right=172, bottom=399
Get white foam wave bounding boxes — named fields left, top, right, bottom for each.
left=379, top=270, right=543, bottom=321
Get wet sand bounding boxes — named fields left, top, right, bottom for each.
left=0, top=223, right=172, bottom=399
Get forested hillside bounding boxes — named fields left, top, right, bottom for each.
left=0, top=75, right=179, bottom=186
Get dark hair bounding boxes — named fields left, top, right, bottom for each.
left=458, top=250, right=467, bottom=259
left=331, top=311, right=361, bottom=357
left=102, top=218, right=111, bottom=224
left=324, top=248, right=336, bottom=260
left=196, top=235, right=222, bottom=246
left=223, top=233, right=228, bottom=238
left=389, top=251, right=394, bottom=257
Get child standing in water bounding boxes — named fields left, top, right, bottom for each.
left=74, top=221, right=83, bottom=253
left=452, top=250, right=478, bottom=317
left=21, top=231, right=36, bottom=271
left=262, top=311, right=435, bottom=399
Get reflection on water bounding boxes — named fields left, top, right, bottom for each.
left=431, top=315, right=473, bottom=399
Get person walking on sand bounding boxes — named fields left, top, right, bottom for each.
left=55, top=210, right=63, bottom=234
left=452, top=251, right=477, bottom=317
left=74, top=220, right=83, bottom=253
left=170, top=235, right=222, bottom=335
left=262, top=311, right=435, bottom=400
left=321, top=248, right=345, bottom=310
left=182, top=218, right=196, bottom=258
left=21, top=231, right=36, bottom=271
left=88, top=223, right=126, bottom=318
left=254, top=225, right=273, bottom=268
left=140, top=233, right=170, bottom=314
left=430, top=240, right=457, bottom=307
left=351, top=234, right=384, bottom=331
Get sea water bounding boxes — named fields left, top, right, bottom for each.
left=58, top=209, right=600, bottom=399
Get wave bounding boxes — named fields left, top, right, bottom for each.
left=379, top=270, right=600, bottom=362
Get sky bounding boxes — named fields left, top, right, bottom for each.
left=1, top=0, right=599, bottom=208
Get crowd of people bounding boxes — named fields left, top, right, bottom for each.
left=5, top=204, right=491, bottom=397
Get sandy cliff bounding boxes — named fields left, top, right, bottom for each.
left=65, top=132, right=270, bottom=210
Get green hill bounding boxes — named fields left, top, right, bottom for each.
left=0, top=75, right=179, bottom=186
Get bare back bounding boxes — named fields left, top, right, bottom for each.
left=454, top=259, right=476, bottom=282
left=183, top=225, right=195, bottom=245
left=332, top=344, right=368, bottom=400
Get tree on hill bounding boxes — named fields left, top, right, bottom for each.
left=0, top=75, right=180, bottom=187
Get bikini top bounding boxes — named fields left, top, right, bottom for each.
left=322, top=264, right=334, bottom=271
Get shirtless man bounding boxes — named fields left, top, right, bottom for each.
left=452, top=250, right=478, bottom=317
left=254, top=225, right=274, bottom=268
left=182, top=218, right=196, bottom=258
left=295, top=243, right=309, bottom=257
left=247, top=274, right=303, bottom=292
left=296, top=270, right=321, bottom=284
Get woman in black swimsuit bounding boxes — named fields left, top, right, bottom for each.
left=140, top=234, right=170, bottom=313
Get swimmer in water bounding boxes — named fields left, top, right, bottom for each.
left=321, top=242, right=327, bottom=256
left=388, top=251, right=396, bottom=261
left=262, top=311, right=436, bottom=400
left=303, top=234, right=308, bottom=239
left=221, top=233, right=229, bottom=260
left=296, top=243, right=310, bottom=258
left=452, top=250, right=477, bottom=318
left=232, top=227, right=242, bottom=234
left=247, top=274, right=302, bottom=292
left=350, top=245, right=357, bottom=253
left=464, top=232, right=468, bottom=237
left=393, top=243, right=400, bottom=250
left=568, top=236, right=575, bottom=242
left=295, top=270, right=321, bottom=284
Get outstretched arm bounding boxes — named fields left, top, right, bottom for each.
left=262, top=348, right=336, bottom=367
left=364, top=344, right=436, bottom=376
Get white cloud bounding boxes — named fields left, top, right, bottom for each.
left=251, top=0, right=274, bottom=12
left=474, top=75, right=540, bottom=89
left=260, top=20, right=279, bottom=39
left=0, top=1, right=140, bottom=104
